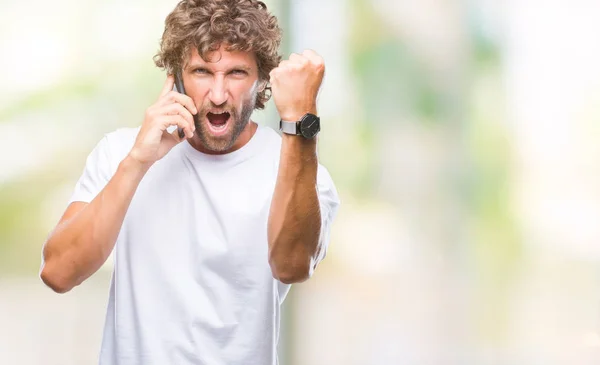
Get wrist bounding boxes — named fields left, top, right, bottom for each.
left=122, top=153, right=152, bottom=176
left=281, top=132, right=318, bottom=149
left=279, top=134, right=318, bottom=177
left=280, top=112, right=320, bottom=139
left=279, top=105, right=317, bottom=121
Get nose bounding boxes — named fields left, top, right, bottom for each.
left=208, top=75, right=228, bottom=106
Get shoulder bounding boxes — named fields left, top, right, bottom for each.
left=105, top=127, right=139, bottom=153
left=96, top=126, right=140, bottom=171
left=104, top=126, right=139, bottom=148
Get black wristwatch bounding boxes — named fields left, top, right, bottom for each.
left=279, top=113, right=320, bottom=139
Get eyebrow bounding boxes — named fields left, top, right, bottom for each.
left=186, top=64, right=252, bottom=73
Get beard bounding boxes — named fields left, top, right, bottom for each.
left=193, top=90, right=257, bottom=153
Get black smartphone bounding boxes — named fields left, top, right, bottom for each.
left=174, top=71, right=186, bottom=139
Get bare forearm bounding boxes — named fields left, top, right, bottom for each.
left=268, top=135, right=321, bottom=283
left=41, top=155, right=149, bottom=292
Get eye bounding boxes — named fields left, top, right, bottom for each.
left=194, top=68, right=210, bottom=75
left=230, top=69, right=248, bottom=76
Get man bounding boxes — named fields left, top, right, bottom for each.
left=39, top=0, right=340, bottom=364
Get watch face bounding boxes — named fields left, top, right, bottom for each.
left=300, top=114, right=320, bottom=138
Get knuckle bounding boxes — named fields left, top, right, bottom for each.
left=178, top=105, right=189, bottom=116
left=145, top=108, right=156, bottom=120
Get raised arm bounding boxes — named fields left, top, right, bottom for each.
left=40, top=76, right=196, bottom=293
left=267, top=50, right=326, bottom=284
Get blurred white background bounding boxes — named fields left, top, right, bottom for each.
left=2, top=0, right=600, bottom=364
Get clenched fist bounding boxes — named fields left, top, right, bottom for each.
left=128, top=75, right=197, bottom=167
left=269, top=50, right=325, bottom=121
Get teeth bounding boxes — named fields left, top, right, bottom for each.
left=210, top=111, right=228, bottom=115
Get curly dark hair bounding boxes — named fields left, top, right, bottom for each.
left=154, top=0, right=282, bottom=109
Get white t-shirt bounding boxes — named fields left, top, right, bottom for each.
left=68, top=123, right=340, bottom=365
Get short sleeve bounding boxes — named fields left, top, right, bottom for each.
left=313, top=164, right=341, bottom=268
left=68, top=135, right=114, bottom=204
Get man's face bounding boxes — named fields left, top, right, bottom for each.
left=182, top=44, right=262, bottom=153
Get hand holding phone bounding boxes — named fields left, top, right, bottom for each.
left=128, top=75, right=197, bottom=167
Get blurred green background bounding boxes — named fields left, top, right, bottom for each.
left=3, top=0, right=600, bottom=364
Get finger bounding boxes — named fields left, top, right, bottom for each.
left=269, top=68, right=279, bottom=84
left=158, top=91, right=198, bottom=115
left=160, top=75, right=175, bottom=98
left=303, top=50, right=325, bottom=70
left=273, top=61, right=292, bottom=76
left=172, top=92, right=199, bottom=116
left=157, top=103, right=195, bottom=131
left=302, top=49, right=320, bottom=63
left=160, top=129, right=187, bottom=149
left=170, top=127, right=187, bottom=143
left=159, top=115, right=194, bottom=139
left=289, top=52, right=304, bottom=64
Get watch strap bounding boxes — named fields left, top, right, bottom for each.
left=279, top=120, right=298, bottom=135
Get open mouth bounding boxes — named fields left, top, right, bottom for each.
left=206, top=111, right=231, bottom=135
